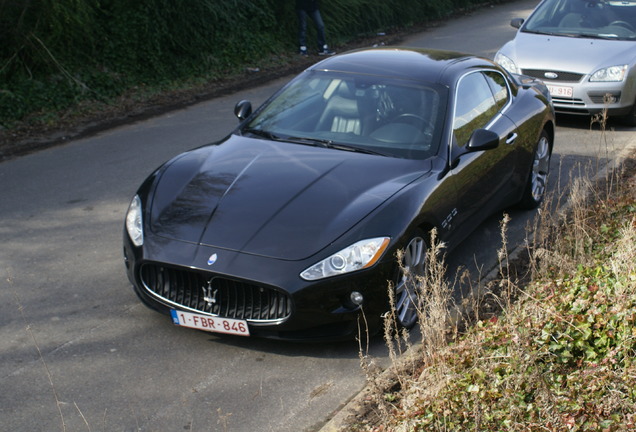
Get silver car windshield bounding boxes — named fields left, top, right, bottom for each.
left=243, top=71, right=447, bottom=160
left=523, top=0, right=636, bottom=40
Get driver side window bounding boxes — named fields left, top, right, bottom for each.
left=453, top=72, right=498, bottom=146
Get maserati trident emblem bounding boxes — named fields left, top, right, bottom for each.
left=207, top=253, right=218, bottom=266
left=544, top=72, right=558, bottom=80
left=202, top=279, right=218, bottom=307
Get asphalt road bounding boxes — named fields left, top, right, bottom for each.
left=1, top=1, right=635, bottom=431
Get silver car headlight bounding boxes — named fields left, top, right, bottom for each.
left=494, top=52, right=519, bottom=74
left=300, top=237, right=390, bottom=281
left=590, top=65, right=628, bottom=82
left=125, top=195, right=144, bottom=247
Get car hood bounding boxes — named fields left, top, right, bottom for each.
left=502, top=31, right=636, bottom=73
left=148, top=135, right=430, bottom=260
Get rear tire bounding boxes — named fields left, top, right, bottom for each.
left=518, top=129, right=551, bottom=209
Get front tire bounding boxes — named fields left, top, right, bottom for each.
left=621, top=101, right=636, bottom=127
left=518, top=129, right=551, bottom=209
left=393, top=232, right=427, bottom=329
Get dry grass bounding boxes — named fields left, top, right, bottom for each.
left=353, top=111, right=636, bottom=431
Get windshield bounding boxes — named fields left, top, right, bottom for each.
left=523, top=0, right=636, bottom=40
left=242, top=71, right=447, bottom=160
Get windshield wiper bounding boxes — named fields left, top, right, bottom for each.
left=594, top=33, right=620, bottom=39
left=565, top=32, right=618, bottom=39
left=286, top=136, right=387, bottom=155
left=522, top=29, right=561, bottom=36
left=327, top=142, right=387, bottom=156
left=242, top=127, right=281, bottom=141
left=244, top=132, right=387, bottom=156
left=526, top=29, right=619, bottom=40
left=285, top=136, right=334, bottom=147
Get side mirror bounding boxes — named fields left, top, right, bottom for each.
left=450, top=129, right=500, bottom=168
left=466, top=129, right=499, bottom=152
left=510, top=18, right=524, bottom=29
left=234, top=100, right=252, bottom=121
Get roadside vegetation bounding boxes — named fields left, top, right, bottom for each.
left=355, top=114, right=636, bottom=431
left=0, top=0, right=494, bottom=149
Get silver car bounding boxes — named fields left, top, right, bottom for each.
left=495, top=0, right=636, bottom=125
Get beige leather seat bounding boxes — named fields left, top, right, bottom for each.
left=317, top=82, right=361, bottom=134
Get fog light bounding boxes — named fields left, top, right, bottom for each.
left=350, top=291, right=364, bottom=306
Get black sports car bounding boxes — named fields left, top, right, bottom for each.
left=123, top=47, right=555, bottom=341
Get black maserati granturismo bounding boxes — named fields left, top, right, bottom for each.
left=123, top=47, right=555, bottom=341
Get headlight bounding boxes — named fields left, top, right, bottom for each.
left=590, top=65, right=628, bottom=82
left=300, top=237, right=390, bottom=281
left=125, top=195, right=144, bottom=247
left=494, top=52, right=519, bottom=74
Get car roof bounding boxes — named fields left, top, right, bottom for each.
left=308, top=47, right=497, bottom=85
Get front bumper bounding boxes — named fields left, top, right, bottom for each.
left=123, top=231, right=395, bottom=341
left=521, top=69, right=635, bottom=116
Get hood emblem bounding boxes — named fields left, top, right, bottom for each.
left=202, top=279, right=219, bottom=306
left=207, top=253, right=218, bottom=266
left=544, top=72, right=558, bottom=80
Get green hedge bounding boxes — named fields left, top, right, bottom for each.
left=0, top=0, right=494, bottom=128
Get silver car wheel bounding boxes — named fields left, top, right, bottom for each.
left=519, top=129, right=552, bottom=209
left=394, top=235, right=426, bottom=328
left=530, top=133, right=551, bottom=203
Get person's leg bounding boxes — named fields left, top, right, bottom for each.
left=297, top=9, right=309, bottom=55
left=308, top=9, right=326, bottom=49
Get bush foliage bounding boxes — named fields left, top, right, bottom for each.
left=354, top=149, right=636, bottom=430
left=0, top=0, right=491, bottom=128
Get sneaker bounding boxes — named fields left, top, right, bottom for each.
left=299, top=46, right=308, bottom=57
left=318, top=45, right=335, bottom=56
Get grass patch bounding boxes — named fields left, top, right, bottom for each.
left=355, top=114, right=636, bottom=431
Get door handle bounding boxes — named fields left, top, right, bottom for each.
left=505, top=133, right=518, bottom=145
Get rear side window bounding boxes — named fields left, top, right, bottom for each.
left=483, top=71, right=510, bottom=112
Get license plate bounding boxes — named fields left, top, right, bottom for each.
left=547, top=84, right=573, bottom=98
left=170, top=310, right=250, bottom=337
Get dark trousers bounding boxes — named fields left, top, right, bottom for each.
left=297, top=8, right=326, bottom=49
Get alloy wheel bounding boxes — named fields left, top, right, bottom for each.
left=394, top=235, right=426, bottom=328
left=530, top=132, right=551, bottom=203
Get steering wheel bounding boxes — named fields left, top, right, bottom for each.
left=609, top=20, right=635, bottom=31
left=392, top=114, right=436, bottom=153
left=394, top=114, right=434, bottom=136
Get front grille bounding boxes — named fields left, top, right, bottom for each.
left=552, top=97, right=585, bottom=106
left=140, top=264, right=292, bottom=322
left=552, top=97, right=588, bottom=114
left=521, top=69, right=583, bottom=83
